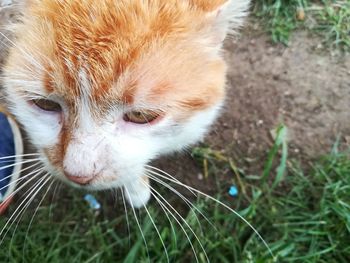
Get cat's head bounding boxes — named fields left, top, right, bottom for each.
left=2, top=0, right=249, bottom=207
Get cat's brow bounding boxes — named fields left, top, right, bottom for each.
left=23, top=91, right=49, bottom=98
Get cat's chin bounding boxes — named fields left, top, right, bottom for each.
left=56, top=175, right=125, bottom=191
left=54, top=171, right=151, bottom=208
left=123, top=176, right=151, bottom=208
left=124, top=186, right=151, bottom=208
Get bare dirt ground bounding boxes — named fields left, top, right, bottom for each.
left=156, top=26, right=350, bottom=190
left=1, top=3, right=349, bottom=193
left=222, top=28, right=350, bottom=158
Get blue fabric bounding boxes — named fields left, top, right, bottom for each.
left=0, top=112, right=15, bottom=199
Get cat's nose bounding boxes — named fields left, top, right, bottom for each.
left=64, top=172, right=93, bottom=185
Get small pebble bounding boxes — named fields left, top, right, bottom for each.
left=197, top=173, right=204, bottom=180
left=257, top=120, right=264, bottom=126
left=296, top=7, right=305, bottom=21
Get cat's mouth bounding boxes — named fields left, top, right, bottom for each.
left=56, top=171, right=128, bottom=191
left=65, top=173, right=94, bottom=185
left=63, top=174, right=111, bottom=188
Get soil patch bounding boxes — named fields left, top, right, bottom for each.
left=156, top=27, right=350, bottom=190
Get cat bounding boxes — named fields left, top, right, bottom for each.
left=1, top=0, right=250, bottom=208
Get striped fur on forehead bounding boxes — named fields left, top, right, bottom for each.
left=26, top=0, right=207, bottom=95
left=5, top=0, right=239, bottom=118
left=128, top=40, right=227, bottom=116
left=16, top=0, right=227, bottom=112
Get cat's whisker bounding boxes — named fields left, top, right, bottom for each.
left=141, top=177, right=179, bottom=245
left=0, top=164, right=44, bottom=192
left=0, top=159, right=30, bottom=164
left=146, top=172, right=201, bottom=220
left=48, top=181, right=61, bottom=220
left=7, top=173, right=50, bottom=226
left=7, top=174, right=51, bottom=249
left=0, top=161, right=43, bottom=184
left=0, top=162, right=41, bottom=186
left=146, top=168, right=221, bottom=237
left=130, top=185, right=170, bottom=263
left=145, top=165, right=197, bottom=197
left=146, top=172, right=218, bottom=236
left=146, top=185, right=200, bottom=263
left=123, top=187, right=151, bottom=263
left=22, top=178, right=54, bottom=258
left=148, top=183, right=210, bottom=263
left=0, top=158, right=42, bottom=168
left=0, top=153, right=41, bottom=160
left=0, top=157, right=42, bottom=165
left=0, top=165, right=45, bottom=200
left=148, top=171, right=275, bottom=259
left=145, top=184, right=178, bottom=250
left=1, top=173, right=48, bottom=231
left=120, top=189, right=131, bottom=246
left=0, top=173, right=49, bottom=245
left=0, top=158, right=43, bottom=172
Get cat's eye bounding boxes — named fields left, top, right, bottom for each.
left=32, top=99, right=62, bottom=112
left=123, top=110, right=160, bottom=124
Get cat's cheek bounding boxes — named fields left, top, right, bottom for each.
left=154, top=103, right=223, bottom=154
left=18, top=104, right=62, bottom=148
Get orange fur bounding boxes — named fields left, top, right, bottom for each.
left=6, top=0, right=230, bottom=163
left=189, top=0, right=228, bottom=12
left=13, top=0, right=227, bottom=107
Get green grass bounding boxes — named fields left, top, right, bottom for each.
left=0, top=126, right=349, bottom=262
left=312, top=1, right=350, bottom=51
left=253, top=0, right=350, bottom=51
left=253, top=0, right=304, bottom=45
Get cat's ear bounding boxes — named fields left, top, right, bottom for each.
left=194, top=0, right=250, bottom=46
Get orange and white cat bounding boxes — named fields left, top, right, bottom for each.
left=2, top=0, right=249, bottom=207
